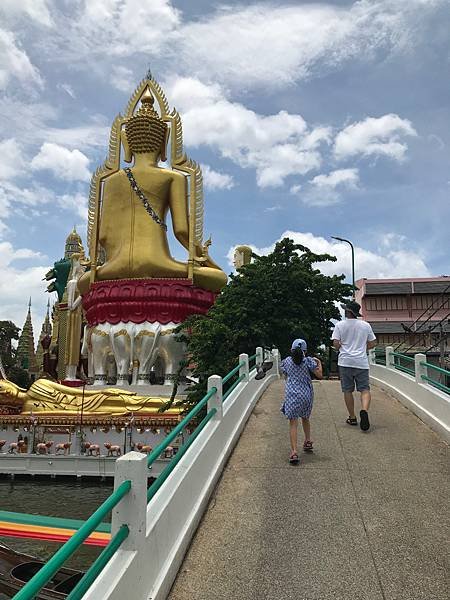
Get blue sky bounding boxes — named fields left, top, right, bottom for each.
left=0, top=0, right=449, bottom=333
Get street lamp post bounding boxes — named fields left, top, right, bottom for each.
left=331, top=236, right=355, bottom=298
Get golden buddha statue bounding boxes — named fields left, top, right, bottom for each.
left=78, top=89, right=227, bottom=296
left=0, top=379, right=181, bottom=416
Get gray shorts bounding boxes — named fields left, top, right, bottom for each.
left=339, top=366, right=370, bottom=392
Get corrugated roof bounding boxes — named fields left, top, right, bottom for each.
left=365, top=282, right=412, bottom=295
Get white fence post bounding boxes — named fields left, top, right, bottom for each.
left=386, top=346, right=394, bottom=370
left=271, top=349, right=281, bottom=376
left=207, top=375, right=223, bottom=421
left=111, top=451, right=148, bottom=551
left=256, top=346, right=263, bottom=367
left=239, top=353, right=249, bottom=382
left=415, top=353, right=427, bottom=385
left=368, top=349, right=376, bottom=365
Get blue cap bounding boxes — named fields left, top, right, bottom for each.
left=291, top=338, right=307, bottom=351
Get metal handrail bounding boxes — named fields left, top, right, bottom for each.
left=147, top=408, right=217, bottom=502
left=420, top=375, right=450, bottom=394
left=146, top=387, right=217, bottom=468
left=420, top=361, right=450, bottom=376
left=13, top=480, right=131, bottom=600
left=222, top=361, right=245, bottom=385
left=394, top=364, right=415, bottom=376
left=223, top=373, right=245, bottom=401
left=66, top=524, right=129, bottom=600
left=391, top=352, right=415, bottom=363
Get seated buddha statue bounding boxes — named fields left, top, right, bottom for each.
left=77, top=93, right=227, bottom=296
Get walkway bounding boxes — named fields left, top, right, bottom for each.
left=168, top=380, right=449, bottom=600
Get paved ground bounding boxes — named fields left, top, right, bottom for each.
left=168, top=380, right=449, bottom=600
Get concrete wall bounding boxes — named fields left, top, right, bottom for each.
left=83, top=356, right=279, bottom=600
left=369, top=363, right=450, bottom=443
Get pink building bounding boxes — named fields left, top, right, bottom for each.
left=355, top=277, right=450, bottom=350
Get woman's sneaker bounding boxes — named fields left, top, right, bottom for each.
left=360, top=410, right=370, bottom=431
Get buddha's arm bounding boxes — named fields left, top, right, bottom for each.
left=170, top=173, right=190, bottom=251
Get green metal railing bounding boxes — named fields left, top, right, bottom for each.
left=391, top=351, right=415, bottom=376
left=375, top=349, right=450, bottom=396
left=13, top=480, right=131, bottom=600
left=420, top=361, right=450, bottom=394
left=67, top=524, right=129, bottom=600
left=14, top=351, right=267, bottom=599
left=147, top=408, right=217, bottom=502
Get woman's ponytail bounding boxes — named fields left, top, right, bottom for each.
left=291, top=347, right=304, bottom=365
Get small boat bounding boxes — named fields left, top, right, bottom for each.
left=0, top=542, right=84, bottom=599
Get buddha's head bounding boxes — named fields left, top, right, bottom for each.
left=233, top=245, right=252, bottom=268
left=124, top=91, right=168, bottom=161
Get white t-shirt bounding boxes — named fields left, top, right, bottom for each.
left=331, top=319, right=376, bottom=369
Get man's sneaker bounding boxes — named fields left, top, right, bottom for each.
left=360, top=409, right=370, bottom=431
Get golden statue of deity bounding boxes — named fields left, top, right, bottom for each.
left=78, top=78, right=227, bottom=296
left=0, top=379, right=180, bottom=416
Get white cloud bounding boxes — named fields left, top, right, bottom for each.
left=59, top=192, right=88, bottom=222
left=167, top=77, right=331, bottom=188
left=174, top=0, right=446, bottom=89
left=0, top=139, right=25, bottom=181
left=31, top=143, right=91, bottom=181
left=57, top=83, right=76, bottom=99
left=310, top=168, right=360, bottom=190
left=111, top=65, right=136, bottom=93
left=231, top=230, right=431, bottom=280
left=201, top=164, right=234, bottom=191
left=72, top=0, right=180, bottom=58
left=0, top=29, right=43, bottom=89
left=301, top=168, right=360, bottom=206
left=0, top=241, right=50, bottom=329
left=334, top=114, right=417, bottom=162
left=0, top=0, right=53, bottom=27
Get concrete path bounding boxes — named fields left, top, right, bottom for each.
left=168, top=380, right=449, bottom=600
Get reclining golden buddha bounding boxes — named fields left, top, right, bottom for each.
left=78, top=86, right=227, bottom=296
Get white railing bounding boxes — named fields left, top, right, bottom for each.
left=369, top=347, right=450, bottom=442
left=83, top=348, right=280, bottom=600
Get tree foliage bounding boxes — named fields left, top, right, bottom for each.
left=0, top=320, right=31, bottom=387
left=176, top=238, right=351, bottom=406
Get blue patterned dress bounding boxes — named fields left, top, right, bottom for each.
left=280, top=356, right=317, bottom=419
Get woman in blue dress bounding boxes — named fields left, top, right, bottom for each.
left=281, top=338, right=322, bottom=464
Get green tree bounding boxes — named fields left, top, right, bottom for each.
left=0, top=320, right=20, bottom=373
left=176, top=238, right=351, bottom=407
left=0, top=320, right=31, bottom=388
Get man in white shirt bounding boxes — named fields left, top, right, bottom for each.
left=331, top=301, right=377, bottom=431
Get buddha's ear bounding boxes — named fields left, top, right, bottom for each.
left=160, top=127, right=169, bottom=163
left=121, top=129, right=132, bottom=163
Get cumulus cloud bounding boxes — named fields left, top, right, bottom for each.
left=334, top=114, right=417, bottom=162
left=167, top=77, right=331, bottom=188
left=228, top=231, right=431, bottom=280
left=0, top=139, right=26, bottom=181
left=31, top=143, right=91, bottom=181
left=201, top=164, right=234, bottom=191
left=0, top=240, right=50, bottom=329
left=0, top=29, right=43, bottom=90
left=299, top=168, right=360, bottom=206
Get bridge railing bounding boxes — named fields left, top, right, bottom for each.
left=14, top=347, right=279, bottom=600
left=369, top=346, right=450, bottom=442
left=13, top=481, right=131, bottom=600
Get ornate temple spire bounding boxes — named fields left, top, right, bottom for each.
left=64, top=227, right=84, bottom=259
left=16, top=299, right=38, bottom=374
left=35, top=300, right=53, bottom=374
